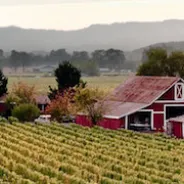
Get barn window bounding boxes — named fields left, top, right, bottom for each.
left=175, top=83, right=184, bottom=100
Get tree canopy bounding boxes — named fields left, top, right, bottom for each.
left=73, top=87, right=106, bottom=125
left=49, top=61, right=82, bottom=99
left=137, top=48, right=184, bottom=78
left=55, top=61, right=81, bottom=90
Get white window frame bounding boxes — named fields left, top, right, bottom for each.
left=175, top=83, right=184, bottom=101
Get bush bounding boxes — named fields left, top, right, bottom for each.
left=8, top=116, right=19, bottom=123
left=12, top=104, right=40, bottom=122
left=0, top=116, right=8, bottom=123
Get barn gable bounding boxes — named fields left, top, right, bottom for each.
left=158, top=79, right=184, bottom=101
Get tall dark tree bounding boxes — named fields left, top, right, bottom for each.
left=48, top=49, right=71, bottom=64
left=106, top=49, right=125, bottom=71
left=19, top=52, right=31, bottom=72
left=49, top=61, right=82, bottom=99
left=10, top=50, right=20, bottom=72
left=0, top=70, right=8, bottom=97
left=92, top=49, right=125, bottom=70
left=92, top=50, right=106, bottom=67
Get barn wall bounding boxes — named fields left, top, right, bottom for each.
left=76, top=115, right=125, bottom=130
left=159, top=87, right=175, bottom=100
left=98, top=118, right=125, bottom=130
left=146, top=103, right=164, bottom=111
left=75, top=115, right=92, bottom=127
left=170, top=121, right=183, bottom=138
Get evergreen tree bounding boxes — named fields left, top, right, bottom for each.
left=48, top=61, right=82, bottom=99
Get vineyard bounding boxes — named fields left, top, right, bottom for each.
left=0, top=122, right=184, bottom=184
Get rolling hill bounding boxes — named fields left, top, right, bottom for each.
left=1, top=19, right=184, bottom=52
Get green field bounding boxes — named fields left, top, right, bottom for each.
left=0, top=122, right=184, bottom=184
left=7, top=76, right=128, bottom=94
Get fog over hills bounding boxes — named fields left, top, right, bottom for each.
left=1, top=19, right=184, bottom=52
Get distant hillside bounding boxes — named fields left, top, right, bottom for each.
left=126, top=41, right=184, bottom=63
left=1, top=19, right=184, bottom=52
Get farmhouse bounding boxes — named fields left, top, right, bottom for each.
left=76, top=76, right=184, bottom=135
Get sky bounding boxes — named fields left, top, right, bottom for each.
left=0, top=0, right=184, bottom=30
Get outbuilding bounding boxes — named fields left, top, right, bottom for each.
left=168, top=116, right=184, bottom=138
left=76, top=76, right=184, bottom=132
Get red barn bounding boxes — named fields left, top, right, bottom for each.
left=76, top=76, right=184, bottom=132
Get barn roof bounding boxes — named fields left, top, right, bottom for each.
left=109, top=76, right=179, bottom=103
left=105, top=76, right=180, bottom=118
left=103, top=101, right=148, bottom=118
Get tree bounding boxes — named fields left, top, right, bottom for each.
left=73, top=87, right=106, bottom=125
left=0, top=69, right=8, bottom=97
left=46, top=91, right=73, bottom=122
left=49, top=61, right=82, bottom=99
left=105, top=49, right=125, bottom=71
left=55, top=61, right=81, bottom=90
left=48, top=49, right=71, bottom=64
left=137, top=48, right=184, bottom=77
left=71, top=51, right=89, bottom=62
left=92, top=50, right=106, bottom=67
left=72, top=60, right=99, bottom=76
left=92, top=49, right=125, bottom=70
left=19, top=52, right=31, bottom=72
left=10, top=50, right=20, bottom=72
left=7, top=82, right=36, bottom=105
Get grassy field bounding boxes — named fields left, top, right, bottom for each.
left=0, top=122, right=183, bottom=184
left=7, top=76, right=128, bottom=94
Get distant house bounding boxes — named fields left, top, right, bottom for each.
left=34, top=65, right=56, bottom=73
left=99, top=68, right=110, bottom=73
left=76, top=76, right=184, bottom=137
left=34, top=95, right=51, bottom=113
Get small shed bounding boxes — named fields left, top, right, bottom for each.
left=168, top=116, right=184, bottom=138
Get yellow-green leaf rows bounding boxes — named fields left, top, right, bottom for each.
left=0, top=122, right=184, bottom=184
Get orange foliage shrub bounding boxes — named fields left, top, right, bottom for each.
left=46, top=90, right=74, bottom=122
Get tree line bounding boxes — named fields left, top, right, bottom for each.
left=0, top=48, right=126, bottom=76
left=138, top=48, right=184, bottom=77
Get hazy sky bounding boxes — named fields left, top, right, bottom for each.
left=1, top=0, right=184, bottom=30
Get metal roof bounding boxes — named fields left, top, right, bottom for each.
left=103, top=101, right=148, bottom=119
left=104, top=76, right=180, bottom=118
left=109, top=76, right=179, bottom=103
left=169, top=115, right=184, bottom=123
